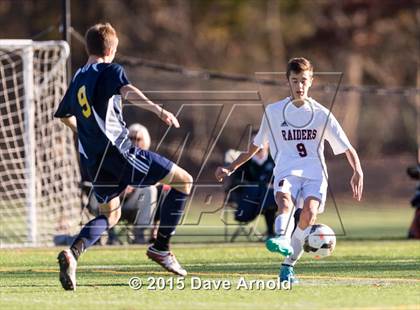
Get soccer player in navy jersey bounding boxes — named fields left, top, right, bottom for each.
left=55, top=23, right=193, bottom=290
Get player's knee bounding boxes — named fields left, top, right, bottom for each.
left=275, top=192, right=293, bottom=214
left=167, top=166, right=193, bottom=195
left=172, top=167, right=193, bottom=194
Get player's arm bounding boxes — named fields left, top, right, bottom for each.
left=345, top=146, right=363, bottom=201
left=54, top=86, right=76, bottom=132
left=325, top=113, right=363, bottom=201
left=120, top=84, right=179, bottom=128
left=59, top=116, right=78, bottom=133
left=216, top=107, right=269, bottom=182
left=215, top=143, right=261, bottom=182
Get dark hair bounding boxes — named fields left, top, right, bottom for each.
left=85, top=23, right=118, bottom=56
left=286, top=57, right=313, bottom=79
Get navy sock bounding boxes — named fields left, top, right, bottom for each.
left=70, top=215, right=109, bottom=259
left=153, top=189, right=188, bottom=251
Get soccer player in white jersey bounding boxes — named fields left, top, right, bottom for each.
left=215, top=57, right=363, bottom=283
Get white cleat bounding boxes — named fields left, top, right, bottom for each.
left=57, top=249, right=77, bottom=291
left=146, top=246, right=187, bottom=277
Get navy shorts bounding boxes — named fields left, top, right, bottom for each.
left=84, top=147, right=174, bottom=204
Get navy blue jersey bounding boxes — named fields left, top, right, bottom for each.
left=54, top=63, right=132, bottom=168
left=54, top=62, right=174, bottom=203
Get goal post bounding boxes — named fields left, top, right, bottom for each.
left=0, top=40, right=81, bottom=247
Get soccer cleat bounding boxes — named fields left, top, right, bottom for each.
left=57, top=249, right=77, bottom=291
left=280, top=264, right=299, bottom=284
left=265, top=237, right=294, bottom=257
left=146, top=246, right=187, bottom=277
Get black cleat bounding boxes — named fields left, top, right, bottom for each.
left=57, top=249, right=77, bottom=291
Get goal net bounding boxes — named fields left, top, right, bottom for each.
left=0, top=40, right=81, bottom=247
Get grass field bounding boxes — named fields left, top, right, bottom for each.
left=173, top=202, right=415, bottom=242
left=1, top=240, right=419, bottom=310
left=1, top=204, right=419, bottom=309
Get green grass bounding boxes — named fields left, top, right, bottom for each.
left=1, top=201, right=413, bottom=245
left=1, top=241, right=419, bottom=309
left=171, top=203, right=414, bottom=242
left=1, top=203, right=418, bottom=308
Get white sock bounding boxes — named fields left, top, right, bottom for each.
left=274, top=212, right=294, bottom=239
left=283, top=227, right=305, bottom=266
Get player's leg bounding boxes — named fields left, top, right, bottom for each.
left=280, top=197, right=319, bottom=283
left=280, top=178, right=327, bottom=283
left=265, top=177, right=299, bottom=256
left=131, top=150, right=193, bottom=276
left=126, top=147, right=193, bottom=275
left=287, top=178, right=327, bottom=265
left=152, top=163, right=192, bottom=250
left=274, top=192, right=296, bottom=238
left=159, top=162, right=193, bottom=193
left=58, top=196, right=121, bottom=290
left=125, top=147, right=193, bottom=275
left=146, top=164, right=193, bottom=276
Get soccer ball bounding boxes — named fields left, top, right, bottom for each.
left=303, top=224, right=336, bottom=258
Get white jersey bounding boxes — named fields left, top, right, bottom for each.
left=253, top=97, right=351, bottom=180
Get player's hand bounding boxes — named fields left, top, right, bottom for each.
left=215, top=166, right=233, bottom=182
left=159, top=109, right=180, bottom=128
left=350, top=170, right=363, bottom=201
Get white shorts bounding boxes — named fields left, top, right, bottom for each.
left=273, top=175, right=328, bottom=213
